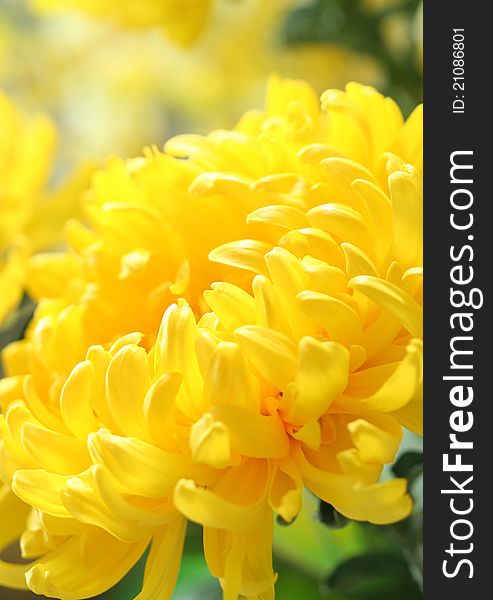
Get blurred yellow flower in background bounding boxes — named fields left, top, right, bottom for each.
left=0, top=91, right=94, bottom=329
left=0, top=78, right=422, bottom=598
left=0, top=92, right=55, bottom=324
left=31, top=0, right=214, bottom=46
left=1, top=0, right=383, bottom=173
left=0, top=93, right=55, bottom=326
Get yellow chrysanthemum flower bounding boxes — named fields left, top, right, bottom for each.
left=0, top=92, right=56, bottom=325
left=0, top=288, right=418, bottom=597
left=0, top=78, right=421, bottom=411
left=0, top=92, right=93, bottom=328
left=0, top=78, right=422, bottom=598
left=31, top=0, right=216, bottom=47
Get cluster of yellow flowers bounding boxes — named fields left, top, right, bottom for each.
left=0, top=77, right=422, bottom=599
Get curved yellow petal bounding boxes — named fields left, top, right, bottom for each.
left=268, top=457, right=302, bottom=523
left=190, top=414, right=236, bottom=469
left=307, top=203, right=372, bottom=253
left=283, top=337, right=349, bottom=425
left=389, top=168, right=423, bottom=269
left=60, top=360, right=100, bottom=439
left=204, top=282, right=256, bottom=331
left=174, top=478, right=266, bottom=534
left=209, top=240, right=271, bottom=275
left=252, top=274, right=292, bottom=337
left=295, top=446, right=411, bottom=524
left=392, top=385, right=423, bottom=435
left=204, top=508, right=275, bottom=600
left=23, top=375, right=68, bottom=434
left=25, top=529, right=148, bottom=599
left=12, top=470, right=71, bottom=517
left=154, top=300, right=203, bottom=419
left=213, top=404, right=290, bottom=459
left=204, top=341, right=259, bottom=411
left=247, top=205, right=309, bottom=230
left=235, top=325, right=297, bottom=391
left=349, top=275, right=422, bottom=338
left=143, top=372, right=182, bottom=449
left=342, top=242, right=378, bottom=278
left=106, top=344, right=150, bottom=438
left=301, top=257, right=347, bottom=296
left=297, top=291, right=362, bottom=347
left=60, top=467, right=167, bottom=542
left=347, top=416, right=403, bottom=464
left=88, top=429, right=190, bottom=498
left=264, top=247, right=307, bottom=300
left=136, top=518, right=187, bottom=600
left=0, top=485, right=31, bottom=590
left=21, top=422, right=90, bottom=475
left=351, top=178, right=392, bottom=257
left=348, top=339, right=423, bottom=412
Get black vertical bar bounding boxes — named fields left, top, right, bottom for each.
left=425, top=2, right=490, bottom=597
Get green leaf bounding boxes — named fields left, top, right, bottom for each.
left=274, top=558, right=329, bottom=599
left=317, top=501, right=350, bottom=529
left=392, top=451, right=423, bottom=497
left=326, top=551, right=422, bottom=600
left=392, top=451, right=423, bottom=480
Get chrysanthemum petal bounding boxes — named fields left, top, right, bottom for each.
left=154, top=300, right=204, bottom=418
left=21, top=422, right=91, bottom=475
left=389, top=168, right=423, bottom=269
left=342, top=243, right=378, bottom=278
left=213, top=404, right=290, bottom=458
left=88, top=430, right=189, bottom=498
left=143, top=372, right=182, bottom=449
left=307, top=203, right=372, bottom=252
left=268, top=457, right=302, bottom=523
left=62, top=475, right=153, bottom=543
left=59, top=360, right=99, bottom=440
left=297, top=291, right=362, bottom=347
left=348, top=340, right=423, bottom=412
left=106, top=344, right=150, bottom=438
left=203, top=342, right=259, bottom=411
left=348, top=416, right=403, bottom=464
left=0, top=485, right=31, bottom=590
left=279, top=227, right=345, bottom=268
left=136, top=518, right=187, bottom=600
left=295, top=447, right=411, bottom=524
left=247, top=205, right=309, bottom=230
left=349, top=275, right=422, bottom=338
left=190, top=413, right=235, bottom=469
left=176, top=459, right=269, bottom=533
left=204, top=283, right=256, bottom=333
left=12, top=470, right=71, bottom=517
left=284, top=337, right=349, bottom=425
left=392, top=386, right=423, bottom=435
left=252, top=275, right=292, bottom=336
left=209, top=240, right=271, bottom=275
left=25, top=529, right=148, bottom=600
left=174, top=479, right=266, bottom=534
left=234, top=326, right=297, bottom=390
